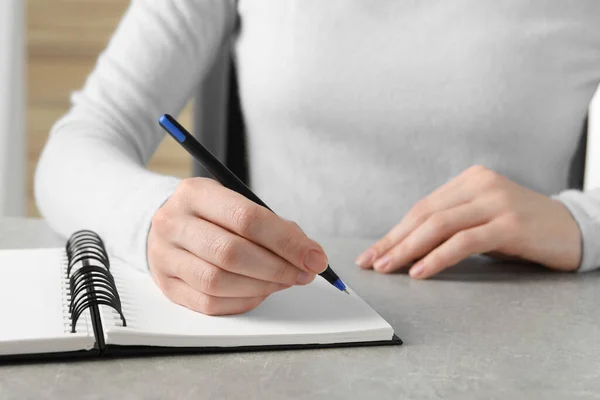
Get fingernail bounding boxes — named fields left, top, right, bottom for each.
left=296, top=271, right=314, bottom=285
left=355, top=249, right=376, bottom=267
left=304, top=250, right=327, bottom=273
left=373, top=255, right=392, bottom=272
left=410, top=260, right=425, bottom=278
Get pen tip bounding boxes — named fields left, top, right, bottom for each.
left=344, top=289, right=350, bottom=295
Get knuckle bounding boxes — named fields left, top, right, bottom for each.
left=187, top=177, right=211, bottom=199
left=174, top=177, right=211, bottom=207
left=195, top=176, right=216, bottom=188
left=398, top=239, right=415, bottom=257
left=199, top=295, right=221, bottom=316
left=202, top=267, right=224, bottom=295
left=177, top=178, right=197, bottom=195
left=178, top=217, right=198, bottom=244
left=272, top=262, right=294, bottom=285
left=211, top=236, right=239, bottom=267
left=188, top=292, right=205, bottom=314
left=467, top=164, right=488, bottom=175
left=372, top=236, right=393, bottom=256
left=454, top=231, right=478, bottom=252
left=188, top=262, right=206, bottom=288
left=174, top=179, right=194, bottom=205
left=372, top=239, right=387, bottom=253
left=428, top=213, right=449, bottom=232
left=491, top=190, right=513, bottom=209
left=186, top=290, right=210, bottom=314
left=151, top=208, right=174, bottom=236
left=483, top=169, right=503, bottom=187
left=412, top=198, right=430, bottom=216
left=289, top=221, right=305, bottom=235
left=467, top=165, right=504, bottom=189
left=264, top=282, right=282, bottom=295
left=173, top=256, right=189, bottom=279
left=278, top=233, right=300, bottom=261
left=230, top=203, right=260, bottom=235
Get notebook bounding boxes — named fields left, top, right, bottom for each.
left=0, top=230, right=401, bottom=361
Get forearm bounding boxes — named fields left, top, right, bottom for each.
left=35, top=124, right=181, bottom=271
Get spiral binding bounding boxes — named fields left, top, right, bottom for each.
left=60, top=257, right=74, bottom=334
left=65, top=230, right=127, bottom=333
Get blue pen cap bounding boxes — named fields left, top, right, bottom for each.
left=159, top=114, right=186, bottom=143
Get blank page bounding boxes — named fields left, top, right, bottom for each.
left=104, top=259, right=394, bottom=348
left=0, top=248, right=95, bottom=356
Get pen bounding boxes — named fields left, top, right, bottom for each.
left=158, top=114, right=349, bottom=294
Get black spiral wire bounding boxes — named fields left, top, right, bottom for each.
left=65, top=230, right=127, bottom=333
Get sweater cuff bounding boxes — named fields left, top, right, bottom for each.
left=552, top=190, right=600, bottom=272
left=108, top=176, right=180, bottom=274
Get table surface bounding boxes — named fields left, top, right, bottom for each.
left=1, top=218, right=600, bottom=399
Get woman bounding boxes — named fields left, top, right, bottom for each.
left=35, top=1, right=600, bottom=315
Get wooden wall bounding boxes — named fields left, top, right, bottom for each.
left=27, top=0, right=192, bottom=216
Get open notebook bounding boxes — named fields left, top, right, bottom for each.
left=0, top=230, right=400, bottom=361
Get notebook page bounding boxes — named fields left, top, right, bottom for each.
left=0, top=248, right=95, bottom=356
left=104, top=259, right=394, bottom=347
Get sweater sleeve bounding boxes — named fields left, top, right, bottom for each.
left=553, top=189, right=600, bottom=272
left=551, top=86, right=600, bottom=273
left=34, top=0, right=237, bottom=272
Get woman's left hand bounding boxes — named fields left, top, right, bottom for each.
left=355, top=165, right=582, bottom=278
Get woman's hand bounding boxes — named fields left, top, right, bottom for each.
left=147, top=178, right=328, bottom=315
left=355, top=165, right=582, bottom=278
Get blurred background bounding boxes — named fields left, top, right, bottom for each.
left=25, top=0, right=192, bottom=216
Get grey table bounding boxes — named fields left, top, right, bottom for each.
left=1, top=218, right=600, bottom=400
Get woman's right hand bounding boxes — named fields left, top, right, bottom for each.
left=147, top=177, right=328, bottom=316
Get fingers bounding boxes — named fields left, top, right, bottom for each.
left=148, top=177, right=324, bottom=316
left=162, top=214, right=317, bottom=287
left=159, top=276, right=269, bottom=316
left=177, top=178, right=328, bottom=275
left=372, top=200, right=491, bottom=273
left=408, top=220, right=505, bottom=279
left=356, top=166, right=487, bottom=268
left=164, top=247, right=292, bottom=298
left=356, top=172, right=480, bottom=268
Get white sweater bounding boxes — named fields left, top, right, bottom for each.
left=35, top=0, right=600, bottom=272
